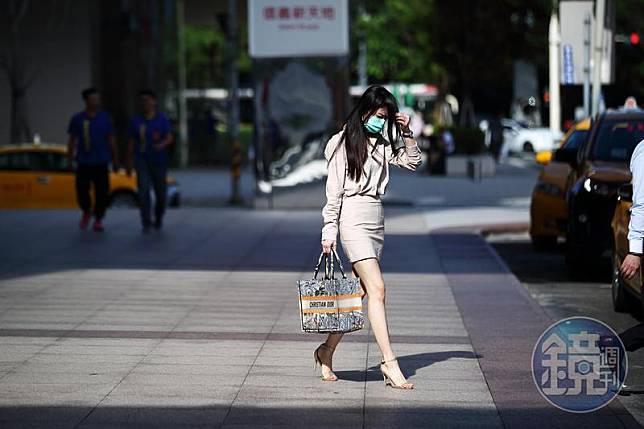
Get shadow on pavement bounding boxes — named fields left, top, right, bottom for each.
left=0, top=404, right=507, bottom=428
left=334, top=350, right=482, bottom=382
left=489, top=240, right=611, bottom=284
left=0, top=223, right=514, bottom=281
left=0, top=400, right=636, bottom=428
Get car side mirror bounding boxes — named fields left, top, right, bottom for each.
left=553, top=147, right=578, bottom=166
left=618, top=183, right=633, bottom=202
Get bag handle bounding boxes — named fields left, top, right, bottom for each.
left=312, top=249, right=348, bottom=280
left=313, top=252, right=333, bottom=280
left=312, top=252, right=327, bottom=279
left=332, top=248, right=348, bottom=279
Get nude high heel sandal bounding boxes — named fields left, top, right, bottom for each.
left=314, top=343, right=338, bottom=381
left=380, top=357, right=414, bottom=389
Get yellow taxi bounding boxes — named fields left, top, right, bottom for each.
left=0, top=143, right=180, bottom=209
left=529, top=118, right=591, bottom=249
left=611, top=183, right=643, bottom=314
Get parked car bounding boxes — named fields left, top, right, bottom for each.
left=529, top=118, right=591, bottom=249
left=0, top=143, right=180, bottom=209
left=563, top=108, right=644, bottom=275
left=610, top=182, right=643, bottom=315
left=502, top=119, right=563, bottom=154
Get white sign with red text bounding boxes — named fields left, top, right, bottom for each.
left=248, top=0, right=348, bottom=58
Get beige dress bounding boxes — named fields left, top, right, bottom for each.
left=321, top=129, right=422, bottom=263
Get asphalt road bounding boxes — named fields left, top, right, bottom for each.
left=488, top=232, right=644, bottom=425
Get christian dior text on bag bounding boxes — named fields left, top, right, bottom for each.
left=297, top=249, right=364, bottom=333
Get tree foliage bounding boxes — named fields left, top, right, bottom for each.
left=354, top=0, right=644, bottom=115
left=353, top=0, right=443, bottom=83
left=184, top=23, right=251, bottom=88
left=431, top=0, right=550, bottom=115
left=184, top=25, right=225, bottom=88
left=353, top=0, right=551, bottom=115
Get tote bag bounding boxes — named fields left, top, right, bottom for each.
left=297, top=249, right=364, bottom=333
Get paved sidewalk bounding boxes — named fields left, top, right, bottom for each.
left=170, top=162, right=538, bottom=209
left=0, top=206, right=640, bottom=428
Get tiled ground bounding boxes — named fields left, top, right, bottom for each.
left=0, top=208, right=495, bottom=428
left=0, top=206, right=639, bottom=428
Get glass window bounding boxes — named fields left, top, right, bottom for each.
left=37, top=152, right=70, bottom=172
left=591, top=120, right=644, bottom=162
left=563, top=130, right=589, bottom=150
left=2, top=152, right=36, bottom=171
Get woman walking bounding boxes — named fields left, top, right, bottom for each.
left=315, top=85, right=422, bottom=389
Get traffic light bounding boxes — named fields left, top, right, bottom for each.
left=615, top=32, right=640, bottom=46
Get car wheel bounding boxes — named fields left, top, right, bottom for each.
left=531, top=234, right=558, bottom=251
left=612, top=255, right=633, bottom=313
left=110, top=191, right=138, bottom=208
left=522, top=142, right=534, bottom=152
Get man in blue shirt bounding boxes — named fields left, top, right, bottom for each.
left=127, top=89, right=173, bottom=232
left=67, top=87, right=118, bottom=232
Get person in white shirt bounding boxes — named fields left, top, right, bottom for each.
left=621, top=138, right=644, bottom=279
left=618, top=133, right=644, bottom=395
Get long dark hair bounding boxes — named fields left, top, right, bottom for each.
left=331, top=85, right=401, bottom=181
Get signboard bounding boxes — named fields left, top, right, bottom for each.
left=562, top=44, right=575, bottom=84
left=248, top=0, right=348, bottom=58
left=559, top=0, right=614, bottom=85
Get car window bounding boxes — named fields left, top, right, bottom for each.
left=591, top=120, right=644, bottom=162
left=563, top=130, right=589, bottom=150
left=37, top=152, right=70, bottom=172
left=0, top=152, right=38, bottom=171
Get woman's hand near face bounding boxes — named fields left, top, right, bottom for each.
left=396, top=112, right=411, bottom=132
left=322, top=239, right=336, bottom=254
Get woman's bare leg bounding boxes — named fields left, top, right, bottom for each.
left=352, top=258, right=394, bottom=360
left=352, top=257, right=412, bottom=387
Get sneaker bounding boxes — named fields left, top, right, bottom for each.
left=154, top=218, right=163, bottom=230
left=93, top=219, right=105, bottom=232
left=79, top=213, right=91, bottom=230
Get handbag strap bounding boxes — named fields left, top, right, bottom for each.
left=331, top=248, right=348, bottom=279
left=313, top=252, right=325, bottom=279
left=312, top=249, right=348, bottom=280
left=313, top=252, right=332, bottom=279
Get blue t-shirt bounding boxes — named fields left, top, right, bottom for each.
left=128, top=111, right=172, bottom=165
left=67, top=110, right=114, bottom=164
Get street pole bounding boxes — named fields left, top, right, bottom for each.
left=583, top=13, right=591, bottom=118
left=357, top=2, right=367, bottom=88
left=548, top=13, right=561, bottom=134
left=176, top=0, right=188, bottom=168
left=592, top=0, right=605, bottom=117
left=227, top=0, right=242, bottom=205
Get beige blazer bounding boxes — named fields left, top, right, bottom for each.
left=321, top=129, right=422, bottom=242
